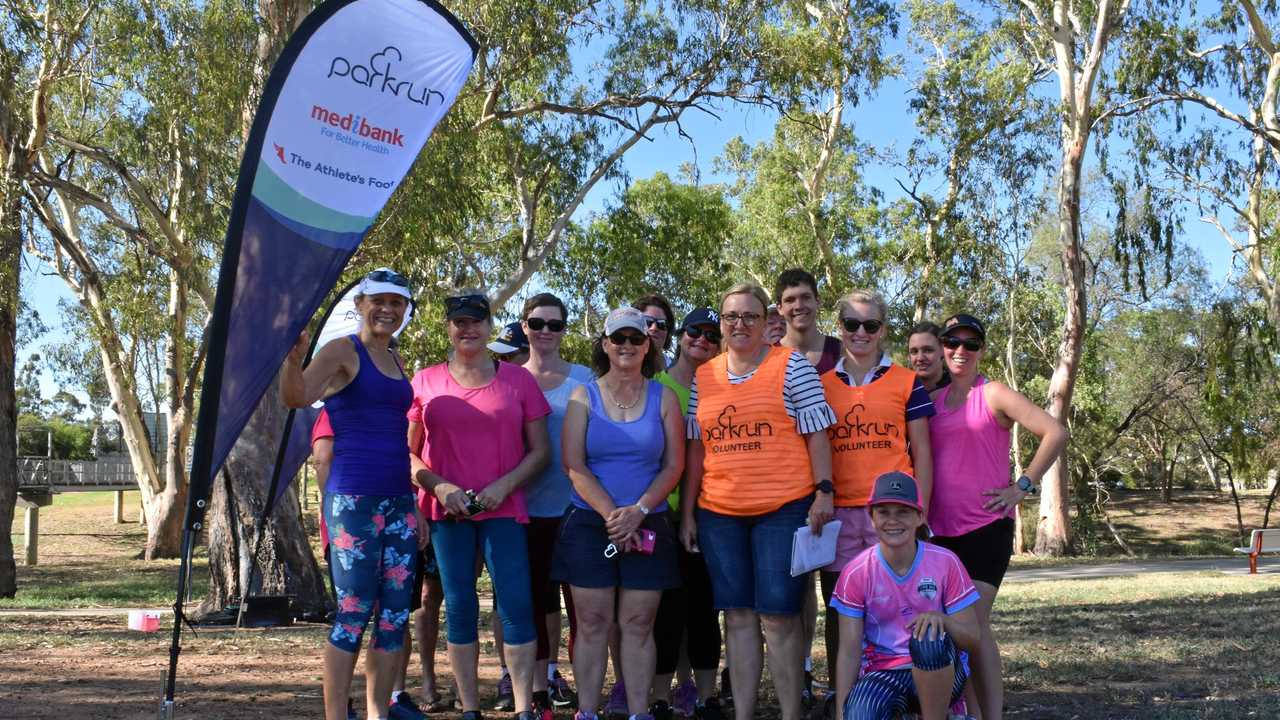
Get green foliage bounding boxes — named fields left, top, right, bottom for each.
left=17, top=413, right=94, bottom=459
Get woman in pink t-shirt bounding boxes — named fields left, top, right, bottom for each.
left=407, top=290, right=551, bottom=720
left=927, top=313, right=1067, bottom=720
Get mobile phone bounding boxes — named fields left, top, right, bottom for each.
left=632, top=529, right=656, bottom=555
left=463, top=490, right=486, bottom=516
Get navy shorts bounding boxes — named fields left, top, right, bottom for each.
left=552, top=506, right=680, bottom=591
left=696, top=495, right=812, bottom=615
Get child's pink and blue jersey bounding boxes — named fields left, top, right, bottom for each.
left=830, top=541, right=979, bottom=673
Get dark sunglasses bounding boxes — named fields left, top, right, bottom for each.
left=942, top=336, right=984, bottom=351
left=366, top=269, right=409, bottom=287
left=445, top=293, right=490, bottom=315
left=643, top=316, right=668, bottom=331
left=841, top=317, right=883, bottom=334
left=525, top=318, right=566, bottom=332
left=608, top=332, right=648, bottom=346
left=684, top=326, right=722, bottom=344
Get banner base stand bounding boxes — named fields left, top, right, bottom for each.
left=158, top=670, right=175, bottom=719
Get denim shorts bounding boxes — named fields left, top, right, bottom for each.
left=696, top=495, right=812, bottom=615
left=552, top=506, right=680, bottom=591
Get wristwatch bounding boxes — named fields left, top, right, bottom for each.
left=1016, top=475, right=1037, bottom=494
left=816, top=479, right=834, bottom=495
left=635, top=501, right=650, bottom=515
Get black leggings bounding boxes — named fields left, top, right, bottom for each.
left=654, top=544, right=722, bottom=674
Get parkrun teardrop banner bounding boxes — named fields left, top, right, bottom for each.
left=183, top=0, right=476, bottom=533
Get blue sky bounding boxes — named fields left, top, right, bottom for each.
left=20, top=12, right=1244, bottom=408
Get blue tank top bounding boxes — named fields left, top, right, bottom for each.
left=571, top=380, right=666, bottom=511
left=325, top=335, right=414, bottom=495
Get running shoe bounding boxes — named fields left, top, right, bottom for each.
left=718, top=669, right=732, bottom=706
left=801, top=670, right=816, bottom=709
left=693, top=697, right=723, bottom=720
left=670, top=680, right=697, bottom=717
left=603, top=681, right=628, bottom=717
left=550, top=670, right=578, bottom=708
left=573, top=712, right=599, bottom=720
left=347, top=698, right=358, bottom=720
left=390, top=693, right=427, bottom=720
left=649, top=700, right=674, bottom=720
left=494, top=674, right=515, bottom=712
left=461, top=712, right=484, bottom=720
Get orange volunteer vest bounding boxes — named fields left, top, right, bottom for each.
left=695, top=346, right=814, bottom=516
left=822, top=362, right=916, bottom=506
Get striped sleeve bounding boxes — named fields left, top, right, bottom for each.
left=685, top=376, right=701, bottom=440
left=904, top=378, right=936, bottom=422
left=783, top=352, right=836, bottom=434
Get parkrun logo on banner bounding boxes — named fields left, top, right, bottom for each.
left=327, top=46, right=447, bottom=107
left=706, top=405, right=773, bottom=454
left=829, top=403, right=901, bottom=452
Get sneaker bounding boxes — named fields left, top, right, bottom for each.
left=494, top=674, right=515, bottom=712
left=670, top=681, right=697, bottom=717
left=821, top=693, right=835, bottom=720
left=603, top=681, right=628, bottom=717
left=461, top=713, right=484, bottom=720
left=550, top=670, right=578, bottom=708
left=718, top=669, right=731, bottom=707
left=693, top=698, right=723, bottom=720
left=573, top=713, right=598, bottom=720
left=532, top=694, right=555, bottom=720
left=649, top=700, right=673, bottom=720
left=801, top=670, right=816, bottom=709
left=347, top=698, right=359, bottom=720
left=515, top=712, right=543, bottom=720
left=390, top=693, right=427, bottom=720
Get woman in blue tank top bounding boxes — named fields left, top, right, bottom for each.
left=554, top=307, right=685, bottom=720
left=282, top=268, right=419, bottom=720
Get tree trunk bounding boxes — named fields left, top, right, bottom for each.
left=1160, top=442, right=1180, bottom=503
left=0, top=192, right=20, bottom=597
left=1200, top=449, right=1222, bottom=491
left=195, top=375, right=328, bottom=620
left=1035, top=132, right=1087, bottom=556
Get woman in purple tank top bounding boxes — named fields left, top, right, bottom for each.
left=281, top=268, right=421, bottom=720
left=927, top=313, right=1068, bottom=720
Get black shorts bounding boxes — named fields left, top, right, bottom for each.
left=552, top=506, right=680, bottom=591
left=931, top=517, right=1015, bottom=588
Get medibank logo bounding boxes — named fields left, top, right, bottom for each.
left=310, top=105, right=405, bottom=147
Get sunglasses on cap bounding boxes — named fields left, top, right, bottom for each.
left=445, top=293, right=490, bottom=315
left=366, top=269, right=409, bottom=287
left=841, top=317, right=883, bottom=334
left=608, top=332, right=648, bottom=346
left=684, top=326, right=721, bottom=344
left=525, top=318, right=566, bottom=332
left=942, top=336, right=984, bottom=352
left=643, top=316, right=668, bottom=331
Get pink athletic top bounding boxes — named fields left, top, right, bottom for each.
left=830, top=541, right=979, bottom=673
left=408, top=362, right=551, bottom=522
left=927, top=376, right=1011, bottom=537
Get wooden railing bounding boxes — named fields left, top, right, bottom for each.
left=17, top=456, right=138, bottom=492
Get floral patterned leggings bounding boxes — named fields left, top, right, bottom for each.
left=324, top=493, right=418, bottom=653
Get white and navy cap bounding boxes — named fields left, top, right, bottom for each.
left=488, top=321, right=529, bottom=354
left=358, top=267, right=412, bottom=300
left=603, top=307, right=648, bottom=335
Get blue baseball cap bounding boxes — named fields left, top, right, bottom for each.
left=679, top=307, right=719, bottom=331
left=867, top=471, right=924, bottom=513
left=488, top=321, right=529, bottom=354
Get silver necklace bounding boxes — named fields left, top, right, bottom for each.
left=605, top=380, right=642, bottom=410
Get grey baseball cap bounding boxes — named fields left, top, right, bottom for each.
left=867, top=471, right=924, bottom=512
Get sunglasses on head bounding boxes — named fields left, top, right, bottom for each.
left=684, top=326, right=722, bottom=344
left=525, top=318, right=566, bottom=332
left=942, top=336, right=984, bottom=351
left=366, top=269, right=409, bottom=287
left=841, top=317, right=883, bottom=334
left=445, top=293, right=490, bottom=315
left=608, top=332, right=648, bottom=346
left=643, top=316, right=668, bottom=331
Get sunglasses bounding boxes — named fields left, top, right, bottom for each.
left=608, top=332, right=648, bottom=346
left=643, top=317, right=668, bottom=331
left=942, top=336, right=984, bottom=352
left=684, top=326, right=722, bottom=344
left=841, top=318, right=883, bottom=334
left=366, top=269, right=409, bottom=287
left=445, top=293, right=490, bottom=316
left=525, top=318, right=566, bottom=332
left=721, top=312, right=761, bottom=327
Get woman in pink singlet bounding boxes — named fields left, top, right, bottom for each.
left=928, top=313, right=1068, bottom=720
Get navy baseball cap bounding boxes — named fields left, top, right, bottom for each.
left=867, top=471, right=924, bottom=512
left=679, top=307, right=719, bottom=331
left=488, top=321, right=529, bottom=354
left=940, top=313, right=986, bottom=341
